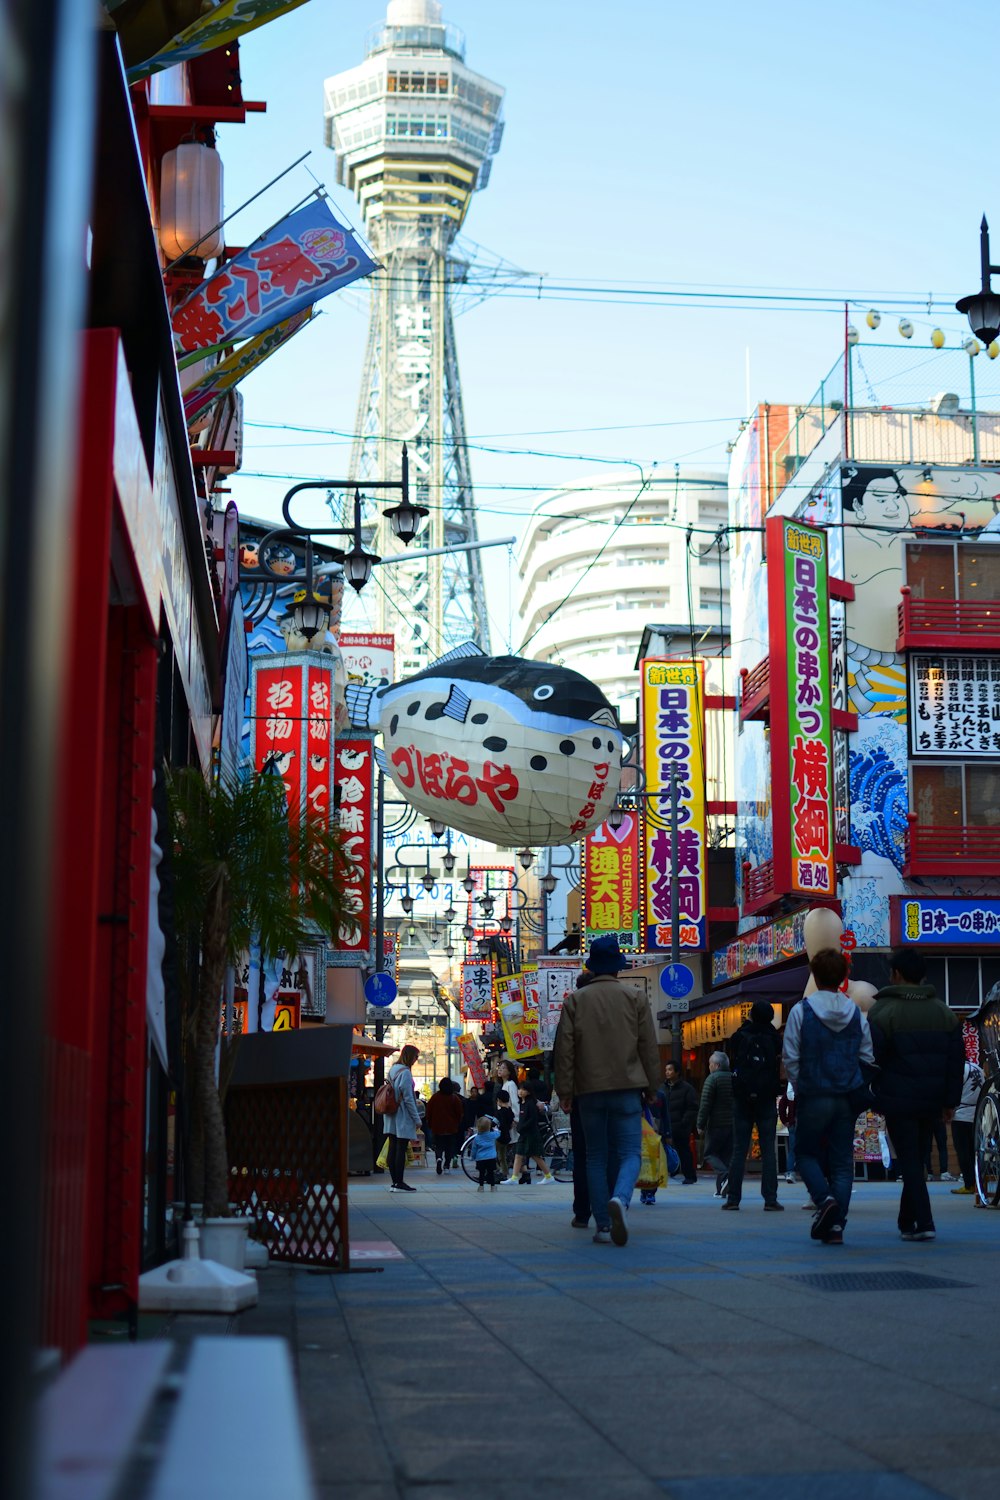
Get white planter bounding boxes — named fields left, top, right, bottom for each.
left=200, top=1216, right=253, bottom=1271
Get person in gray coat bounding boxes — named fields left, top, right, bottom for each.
left=697, top=1052, right=734, bottom=1195
left=383, top=1044, right=422, bottom=1192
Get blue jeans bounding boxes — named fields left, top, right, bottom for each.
left=795, top=1094, right=856, bottom=1226
left=577, top=1089, right=643, bottom=1232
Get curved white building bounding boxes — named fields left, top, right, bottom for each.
left=516, top=470, right=730, bottom=716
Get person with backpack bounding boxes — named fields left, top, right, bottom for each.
left=782, top=949, right=874, bottom=1245
left=378, top=1044, right=422, bottom=1193
left=721, top=1001, right=784, bottom=1212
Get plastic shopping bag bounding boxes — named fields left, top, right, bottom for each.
left=637, top=1117, right=668, bottom=1190
left=376, top=1137, right=390, bottom=1170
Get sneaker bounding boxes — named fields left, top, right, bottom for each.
left=764, top=1202, right=785, bottom=1212
left=608, top=1196, right=629, bottom=1246
left=915, top=1229, right=936, bottom=1241
left=395, top=1182, right=417, bottom=1193
left=498, top=1177, right=515, bottom=1186
left=682, top=1177, right=698, bottom=1185
left=443, top=1167, right=450, bottom=1175
left=811, top=1197, right=839, bottom=1241
left=718, top=1176, right=729, bottom=1198
left=571, top=1217, right=590, bottom=1228
left=824, top=1226, right=844, bottom=1245
left=899, top=1230, right=918, bottom=1241
left=802, top=1201, right=817, bottom=1210
left=592, top=1229, right=612, bottom=1244
left=784, top=1174, right=795, bottom=1184
left=951, top=1185, right=976, bottom=1195
left=721, top=1201, right=740, bottom=1211
left=436, top=1158, right=443, bottom=1176
left=939, top=1172, right=958, bottom=1182
left=477, top=1185, right=484, bottom=1193
left=388, top=1183, right=400, bottom=1192
left=490, top=1185, right=497, bottom=1192
left=535, top=1174, right=555, bottom=1186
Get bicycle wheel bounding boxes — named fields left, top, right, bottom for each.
left=459, top=1135, right=478, bottom=1182
left=543, top=1129, right=574, bottom=1184
left=973, top=1081, right=1000, bottom=1207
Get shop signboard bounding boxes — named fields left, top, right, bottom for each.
left=640, top=659, right=707, bottom=951
left=456, top=1033, right=486, bottom=1088
left=711, top=907, right=825, bottom=985
left=460, top=961, right=494, bottom=1021
left=339, top=631, right=396, bottom=689
left=331, top=736, right=375, bottom=965
left=582, top=811, right=640, bottom=951
left=540, top=967, right=579, bottom=1049
left=890, top=895, right=1000, bottom=945
left=908, top=654, right=1000, bottom=757
left=767, top=516, right=835, bottom=898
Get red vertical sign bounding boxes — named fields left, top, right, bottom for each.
left=304, top=664, right=334, bottom=824
left=253, top=663, right=304, bottom=821
left=333, top=737, right=375, bottom=960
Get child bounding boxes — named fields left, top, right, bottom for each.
left=495, top=1088, right=515, bottom=1179
left=501, top=1083, right=554, bottom=1186
left=470, top=1115, right=501, bottom=1191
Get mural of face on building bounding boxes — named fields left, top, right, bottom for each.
left=843, top=467, right=912, bottom=546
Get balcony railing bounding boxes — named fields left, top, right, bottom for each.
left=742, top=858, right=777, bottom=915
left=897, top=588, right=1000, bottom=651
left=904, top=814, right=1000, bottom=877
left=739, top=657, right=771, bottom=722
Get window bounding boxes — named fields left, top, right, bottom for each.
left=906, top=543, right=1000, bottom=600
left=911, top=762, right=1000, bottom=826
left=921, top=955, right=1000, bottom=1009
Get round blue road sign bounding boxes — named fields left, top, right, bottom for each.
left=364, top=972, right=398, bottom=1009
left=659, top=962, right=695, bottom=1000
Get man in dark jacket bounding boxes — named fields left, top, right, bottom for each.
left=722, top=1002, right=784, bottom=1211
left=696, top=1053, right=734, bottom=1196
left=868, top=946, right=964, bottom=1242
left=658, top=1062, right=698, bottom=1184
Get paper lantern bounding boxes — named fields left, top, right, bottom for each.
left=898, top=318, right=914, bottom=339
left=963, top=336, right=981, bottom=356
left=866, top=309, right=881, bottom=329
left=345, top=644, right=624, bottom=845
left=931, top=328, right=946, bottom=349
left=846, top=325, right=860, bottom=346
left=989, top=342, right=1000, bottom=360
left=159, top=142, right=224, bottom=261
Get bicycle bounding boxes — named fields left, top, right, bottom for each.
left=459, top=1122, right=574, bottom=1184
left=973, top=991, right=1000, bottom=1207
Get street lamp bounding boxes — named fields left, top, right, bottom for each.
left=462, top=870, right=475, bottom=894
left=442, top=851, right=457, bottom=874
left=540, top=872, right=558, bottom=897
left=400, top=893, right=414, bottom=915
left=480, top=894, right=495, bottom=918
left=956, top=216, right=1000, bottom=345
left=443, top=905, right=456, bottom=922
left=608, top=802, right=625, bottom=833
left=429, top=819, right=446, bottom=839
left=421, top=872, right=435, bottom=893
left=517, top=847, right=534, bottom=871
left=462, top=923, right=474, bottom=941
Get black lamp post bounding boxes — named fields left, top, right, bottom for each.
left=956, top=216, right=1000, bottom=345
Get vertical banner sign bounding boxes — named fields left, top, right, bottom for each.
left=305, top=665, right=335, bottom=824
left=766, top=517, right=835, bottom=896
left=540, top=967, right=580, bottom=1048
left=461, top=962, right=494, bottom=1021
left=640, top=660, right=707, bottom=951
left=332, top=736, right=375, bottom=964
left=456, top=1034, right=486, bottom=1089
left=582, top=813, right=640, bottom=951
left=252, top=657, right=306, bottom=820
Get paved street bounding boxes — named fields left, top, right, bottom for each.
left=241, top=1170, right=1000, bottom=1500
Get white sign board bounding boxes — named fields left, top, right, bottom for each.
left=910, top=653, right=1000, bottom=757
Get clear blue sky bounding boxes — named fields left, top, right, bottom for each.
left=219, top=0, right=999, bottom=644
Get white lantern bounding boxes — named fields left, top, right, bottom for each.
left=159, top=141, right=224, bottom=261
left=898, top=318, right=914, bottom=339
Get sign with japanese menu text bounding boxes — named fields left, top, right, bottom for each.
left=766, top=517, right=835, bottom=898
left=339, top=631, right=396, bottom=689
left=890, top=895, right=1000, bottom=946
left=460, top=962, right=494, bottom=1021
left=172, top=198, right=375, bottom=358
left=908, top=654, right=1000, bottom=757
left=640, top=660, right=707, bottom=951
left=331, top=737, right=375, bottom=964
left=582, top=812, right=640, bottom=952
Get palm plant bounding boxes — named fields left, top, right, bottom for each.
left=168, top=766, right=353, bottom=1217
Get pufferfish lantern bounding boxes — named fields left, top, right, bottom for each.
left=802, top=907, right=877, bottom=1013
left=344, top=642, right=624, bottom=845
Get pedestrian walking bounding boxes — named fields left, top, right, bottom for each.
left=383, top=1044, right=422, bottom=1193
left=950, top=1058, right=985, bottom=1196
left=553, top=935, right=660, bottom=1247
left=500, top=1083, right=555, bottom=1186
left=696, top=1053, right=734, bottom=1197
left=658, top=1061, right=699, bottom=1184
left=782, top=948, right=874, bottom=1245
left=426, top=1077, right=464, bottom=1176
left=868, top=946, right=964, bottom=1242
left=469, top=1115, right=501, bottom=1190
left=924, top=1118, right=954, bottom=1181
left=494, top=1088, right=516, bottom=1179
left=722, top=1001, right=784, bottom=1212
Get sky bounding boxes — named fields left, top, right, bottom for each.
left=218, top=0, right=1000, bottom=647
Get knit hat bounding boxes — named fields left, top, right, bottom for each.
left=586, top=935, right=626, bottom=974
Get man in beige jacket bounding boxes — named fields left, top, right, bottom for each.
left=553, top=936, right=661, bottom=1246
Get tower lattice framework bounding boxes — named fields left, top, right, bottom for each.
left=324, top=0, right=503, bottom=675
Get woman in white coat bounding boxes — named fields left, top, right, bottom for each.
left=384, top=1044, right=422, bottom=1192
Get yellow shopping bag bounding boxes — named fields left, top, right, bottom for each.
left=376, top=1137, right=390, bottom=1170
left=637, top=1118, right=668, bottom=1190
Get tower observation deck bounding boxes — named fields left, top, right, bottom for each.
left=324, top=0, right=504, bottom=674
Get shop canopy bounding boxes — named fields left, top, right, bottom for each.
left=696, top=964, right=809, bottom=1013
left=351, top=1031, right=397, bottom=1060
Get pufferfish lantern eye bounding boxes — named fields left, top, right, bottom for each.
left=533, top=685, right=554, bottom=701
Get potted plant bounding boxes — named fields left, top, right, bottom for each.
left=168, top=766, right=352, bottom=1226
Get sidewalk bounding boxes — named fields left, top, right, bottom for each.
left=241, top=1172, right=999, bottom=1500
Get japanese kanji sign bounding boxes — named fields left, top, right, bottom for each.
left=339, top=631, right=396, bottom=689
left=125, top=0, right=312, bottom=84
left=640, top=660, right=707, bottom=951
left=252, top=659, right=305, bottom=822
left=582, top=812, right=640, bottom=952
left=172, top=198, right=375, bottom=358
left=710, top=907, right=818, bottom=984
left=890, top=895, right=1000, bottom=946
left=461, top=961, right=494, bottom=1022
left=767, top=517, right=835, bottom=898
left=456, top=1033, right=486, bottom=1089
left=909, top=654, right=1000, bottom=757
left=332, top=737, right=375, bottom=964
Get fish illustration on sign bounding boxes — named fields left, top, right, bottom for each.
left=345, top=643, right=624, bottom=844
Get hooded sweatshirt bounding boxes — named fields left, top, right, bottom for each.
left=867, top=982, right=964, bottom=1117
left=782, top=990, right=875, bottom=1092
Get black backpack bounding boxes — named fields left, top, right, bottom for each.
left=730, top=1027, right=776, bottom=1104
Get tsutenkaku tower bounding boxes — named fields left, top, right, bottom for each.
left=324, top=0, right=504, bottom=675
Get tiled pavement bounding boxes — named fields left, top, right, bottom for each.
left=240, top=1172, right=1000, bottom=1500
